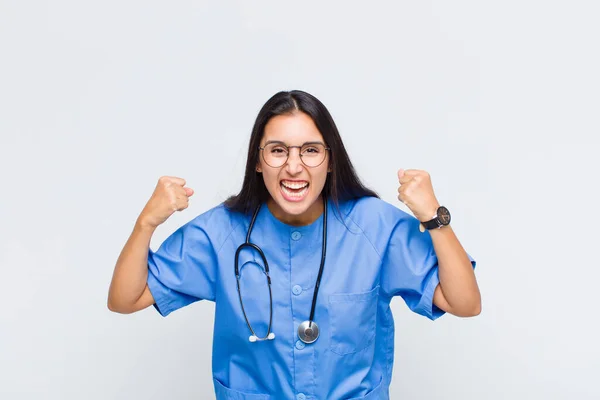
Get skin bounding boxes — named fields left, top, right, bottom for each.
left=256, top=111, right=330, bottom=227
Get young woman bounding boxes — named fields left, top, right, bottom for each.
left=108, top=90, right=480, bottom=400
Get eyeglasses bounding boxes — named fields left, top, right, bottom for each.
left=259, top=141, right=330, bottom=168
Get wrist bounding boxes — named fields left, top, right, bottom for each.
left=135, top=217, right=157, bottom=232
left=418, top=205, right=440, bottom=223
left=419, top=205, right=451, bottom=230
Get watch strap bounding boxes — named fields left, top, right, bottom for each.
left=421, top=217, right=442, bottom=230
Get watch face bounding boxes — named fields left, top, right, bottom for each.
left=438, top=206, right=451, bottom=225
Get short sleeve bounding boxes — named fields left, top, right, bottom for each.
left=380, top=215, right=477, bottom=321
left=147, top=215, right=219, bottom=317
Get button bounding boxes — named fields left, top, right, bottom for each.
left=295, top=340, right=305, bottom=350
left=296, top=394, right=306, bottom=400
left=292, top=285, right=303, bottom=295
left=291, top=231, right=302, bottom=240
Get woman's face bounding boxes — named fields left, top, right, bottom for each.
left=257, top=112, right=330, bottom=226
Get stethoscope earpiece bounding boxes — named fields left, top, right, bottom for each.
left=248, top=332, right=276, bottom=342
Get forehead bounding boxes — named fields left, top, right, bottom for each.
left=262, top=112, right=324, bottom=144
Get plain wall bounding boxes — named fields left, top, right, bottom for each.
left=1, top=1, right=598, bottom=399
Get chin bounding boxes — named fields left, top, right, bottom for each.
left=281, top=202, right=313, bottom=216
left=273, top=194, right=315, bottom=214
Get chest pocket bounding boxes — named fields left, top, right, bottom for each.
left=328, top=285, right=379, bottom=355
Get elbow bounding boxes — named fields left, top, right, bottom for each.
left=107, top=298, right=119, bottom=313
left=467, top=302, right=482, bottom=317
left=449, top=298, right=481, bottom=318
left=107, top=291, right=118, bottom=313
left=458, top=300, right=482, bottom=318
left=107, top=297, right=133, bottom=314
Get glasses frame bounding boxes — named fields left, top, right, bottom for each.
left=258, top=141, right=331, bottom=168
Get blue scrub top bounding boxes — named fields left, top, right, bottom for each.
left=147, top=196, right=476, bottom=400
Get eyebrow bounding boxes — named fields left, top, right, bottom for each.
left=264, top=140, right=326, bottom=146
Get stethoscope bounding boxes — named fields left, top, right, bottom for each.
left=235, top=195, right=328, bottom=344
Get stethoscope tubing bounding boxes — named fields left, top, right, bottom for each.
left=235, top=195, right=327, bottom=342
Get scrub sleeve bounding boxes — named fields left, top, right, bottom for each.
left=376, top=204, right=477, bottom=320
left=146, top=210, right=221, bottom=317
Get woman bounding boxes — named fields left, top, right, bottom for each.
left=108, top=90, right=481, bottom=399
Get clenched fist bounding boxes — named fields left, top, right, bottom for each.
left=138, top=176, right=194, bottom=229
left=397, top=169, right=440, bottom=223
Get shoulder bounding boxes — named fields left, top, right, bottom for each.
left=337, top=196, right=420, bottom=254
left=182, top=202, right=246, bottom=250
left=190, top=202, right=240, bottom=226
left=343, top=196, right=415, bottom=227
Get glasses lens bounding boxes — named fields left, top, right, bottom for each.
left=301, top=143, right=327, bottom=167
left=262, top=143, right=288, bottom=168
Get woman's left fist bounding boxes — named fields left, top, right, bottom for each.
left=397, top=169, right=440, bottom=222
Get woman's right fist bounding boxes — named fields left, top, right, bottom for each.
left=138, top=176, right=194, bottom=229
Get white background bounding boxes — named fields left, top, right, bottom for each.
left=1, top=1, right=598, bottom=399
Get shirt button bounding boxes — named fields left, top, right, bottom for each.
left=292, top=285, right=303, bottom=295
left=291, top=231, right=302, bottom=240
left=296, top=394, right=306, bottom=400
left=295, top=340, right=305, bottom=350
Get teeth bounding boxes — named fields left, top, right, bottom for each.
left=281, top=181, right=308, bottom=189
left=281, top=184, right=309, bottom=198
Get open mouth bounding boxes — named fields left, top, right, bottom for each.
left=280, top=180, right=309, bottom=200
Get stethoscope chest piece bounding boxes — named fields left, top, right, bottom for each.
left=298, top=320, right=320, bottom=344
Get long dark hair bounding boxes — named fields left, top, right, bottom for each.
left=224, top=90, right=378, bottom=216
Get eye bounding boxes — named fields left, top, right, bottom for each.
left=302, top=145, right=322, bottom=155
left=270, top=145, right=287, bottom=154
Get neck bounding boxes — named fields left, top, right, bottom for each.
left=267, top=195, right=324, bottom=226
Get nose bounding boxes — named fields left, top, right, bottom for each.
left=285, top=147, right=304, bottom=174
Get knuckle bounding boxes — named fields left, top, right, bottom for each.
left=159, top=177, right=172, bottom=189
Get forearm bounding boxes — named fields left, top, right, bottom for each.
left=107, top=218, right=156, bottom=312
left=429, top=225, right=481, bottom=315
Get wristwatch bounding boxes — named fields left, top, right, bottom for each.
left=420, top=206, right=451, bottom=230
